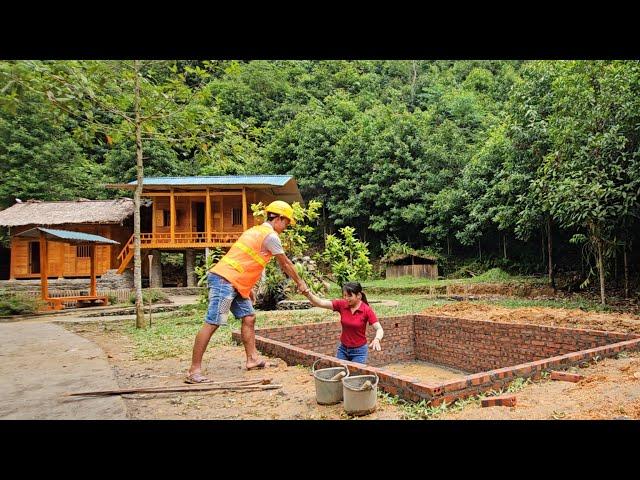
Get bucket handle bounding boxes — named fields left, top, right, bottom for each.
left=312, top=359, right=350, bottom=377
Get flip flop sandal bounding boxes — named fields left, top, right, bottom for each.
left=185, top=373, right=210, bottom=384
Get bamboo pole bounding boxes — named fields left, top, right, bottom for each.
left=64, top=381, right=279, bottom=397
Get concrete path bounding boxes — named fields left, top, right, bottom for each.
left=0, top=322, right=128, bottom=419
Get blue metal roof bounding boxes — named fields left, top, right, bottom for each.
left=127, top=175, right=293, bottom=187
left=16, top=227, right=120, bottom=245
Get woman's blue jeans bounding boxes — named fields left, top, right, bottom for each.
left=336, top=342, right=368, bottom=364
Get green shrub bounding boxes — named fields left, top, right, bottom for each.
left=129, top=288, right=168, bottom=305
left=472, top=267, right=513, bottom=282
left=106, top=293, right=119, bottom=305
left=318, top=226, right=373, bottom=286
left=0, top=291, right=43, bottom=315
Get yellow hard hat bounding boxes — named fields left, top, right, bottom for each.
left=265, top=200, right=296, bottom=226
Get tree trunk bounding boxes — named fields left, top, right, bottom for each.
left=322, top=205, right=326, bottom=240
left=447, top=236, right=451, bottom=256
left=547, top=216, right=555, bottom=289
left=623, top=240, right=629, bottom=299
left=410, top=60, right=418, bottom=107
left=541, top=227, right=545, bottom=271
left=478, top=239, right=482, bottom=261
left=133, top=60, right=145, bottom=329
left=503, top=234, right=507, bottom=260
left=596, top=238, right=606, bottom=305
left=614, top=245, right=618, bottom=289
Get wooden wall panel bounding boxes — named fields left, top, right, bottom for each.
left=47, top=241, right=64, bottom=277
left=11, top=240, right=29, bottom=277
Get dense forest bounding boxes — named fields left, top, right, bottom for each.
left=1, top=60, right=639, bottom=298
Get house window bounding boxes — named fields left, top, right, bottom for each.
left=162, top=210, right=170, bottom=227
left=76, top=245, right=91, bottom=258
left=232, top=208, right=242, bottom=226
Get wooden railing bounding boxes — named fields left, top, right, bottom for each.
left=117, top=234, right=135, bottom=264
left=117, top=232, right=241, bottom=272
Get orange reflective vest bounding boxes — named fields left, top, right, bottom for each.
left=210, top=224, right=275, bottom=298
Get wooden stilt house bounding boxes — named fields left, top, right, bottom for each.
left=106, top=175, right=304, bottom=273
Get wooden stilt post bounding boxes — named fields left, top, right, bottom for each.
left=206, top=187, right=211, bottom=243
left=170, top=188, right=176, bottom=243
left=89, top=244, right=97, bottom=297
left=242, top=187, right=248, bottom=232
left=152, top=196, right=156, bottom=241
left=39, top=231, right=48, bottom=302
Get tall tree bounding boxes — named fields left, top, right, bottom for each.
left=15, top=60, right=216, bottom=326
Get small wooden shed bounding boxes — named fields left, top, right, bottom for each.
left=0, top=199, right=133, bottom=279
left=381, top=251, right=439, bottom=279
left=15, top=227, right=120, bottom=310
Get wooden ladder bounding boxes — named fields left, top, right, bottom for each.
left=116, top=235, right=135, bottom=274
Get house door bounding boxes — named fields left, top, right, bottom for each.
left=0, top=247, right=9, bottom=280
left=193, top=202, right=205, bottom=232
left=141, top=204, right=153, bottom=233
left=29, top=241, right=40, bottom=274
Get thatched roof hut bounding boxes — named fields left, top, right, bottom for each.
left=0, top=199, right=134, bottom=227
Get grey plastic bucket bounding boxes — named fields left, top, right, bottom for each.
left=342, top=374, right=379, bottom=416
left=312, top=359, right=350, bottom=405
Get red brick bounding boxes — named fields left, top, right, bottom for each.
left=443, top=379, right=468, bottom=393
left=550, top=371, right=585, bottom=383
left=481, top=394, right=516, bottom=408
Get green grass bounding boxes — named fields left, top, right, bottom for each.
left=379, top=376, right=535, bottom=419
left=122, top=293, right=449, bottom=360
left=362, top=269, right=542, bottom=288
left=118, top=288, right=611, bottom=362
left=0, top=291, right=44, bottom=315
left=293, top=269, right=546, bottom=298
left=124, top=309, right=215, bottom=360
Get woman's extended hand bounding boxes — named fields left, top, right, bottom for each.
left=369, top=338, right=381, bottom=351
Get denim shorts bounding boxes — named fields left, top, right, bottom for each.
left=336, top=342, right=368, bottom=364
left=204, top=272, right=255, bottom=326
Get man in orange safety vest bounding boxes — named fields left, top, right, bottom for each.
left=186, top=200, right=309, bottom=383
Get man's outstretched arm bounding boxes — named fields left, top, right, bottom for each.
left=274, top=253, right=308, bottom=293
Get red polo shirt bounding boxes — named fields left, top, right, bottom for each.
left=332, top=299, right=379, bottom=348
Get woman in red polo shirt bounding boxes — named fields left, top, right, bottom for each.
left=302, top=281, right=383, bottom=364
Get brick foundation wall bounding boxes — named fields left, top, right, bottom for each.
left=234, top=314, right=640, bottom=405
left=414, top=315, right=635, bottom=373
left=244, top=315, right=414, bottom=366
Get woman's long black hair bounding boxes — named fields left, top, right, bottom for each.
left=342, top=281, right=368, bottom=305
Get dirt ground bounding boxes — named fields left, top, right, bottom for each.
left=420, top=301, right=640, bottom=335
left=61, top=301, right=640, bottom=420
left=62, top=321, right=404, bottom=420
